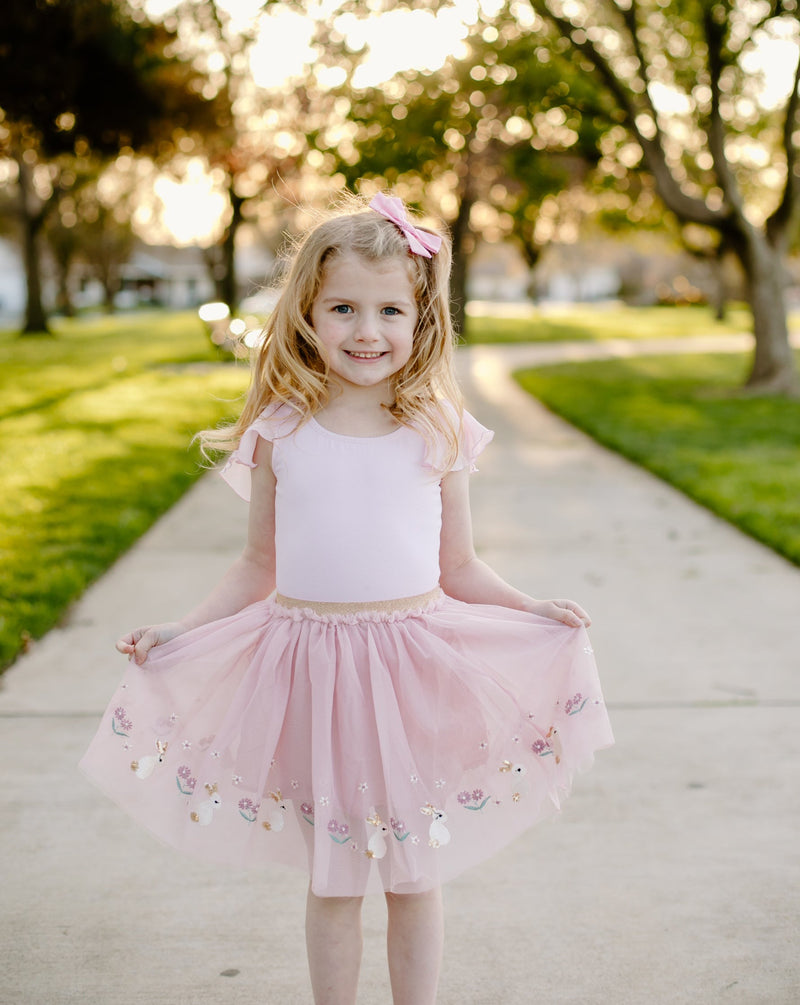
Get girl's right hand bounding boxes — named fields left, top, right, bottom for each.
left=116, top=622, right=187, bottom=665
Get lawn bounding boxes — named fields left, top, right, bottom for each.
left=4, top=303, right=797, bottom=673
left=464, top=302, right=757, bottom=343
left=515, top=352, right=800, bottom=566
left=0, top=312, right=250, bottom=671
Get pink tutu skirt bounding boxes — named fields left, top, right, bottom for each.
left=80, top=590, right=613, bottom=896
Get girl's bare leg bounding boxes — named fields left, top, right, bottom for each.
left=385, top=887, right=444, bottom=1005
left=305, top=887, right=364, bottom=1005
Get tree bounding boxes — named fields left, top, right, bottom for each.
left=317, top=17, right=610, bottom=335
left=162, top=0, right=337, bottom=311
left=0, top=0, right=219, bottom=332
left=527, top=0, right=800, bottom=394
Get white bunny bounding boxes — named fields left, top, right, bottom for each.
left=547, top=726, right=563, bottom=764
left=130, top=740, right=168, bottom=780
left=262, top=790, right=288, bottom=832
left=365, top=811, right=389, bottom=859
left=499, top=759, right=530, bottom=803
left=421, top=803, right=450, bottom=848
left=190, top=782, right=222, bottom=825
left=499, top=759, right=528, bottom=779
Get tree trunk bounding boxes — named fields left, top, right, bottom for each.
left=54, top=258, right=75, bottom=317
left=16, top=160, right=51, bottom=334
left=218, top=188, right=245, bottom=312
left=734, top=231, right=798, bottom=394
left=449, top=190, right=474, bottom=341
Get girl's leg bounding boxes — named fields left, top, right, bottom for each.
left=385, top=887, right=444, bottom=1005
left=305, top=887, right=364, bottom=1005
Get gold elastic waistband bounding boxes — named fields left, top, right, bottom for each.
left=274, top=587, right=443, bottom=617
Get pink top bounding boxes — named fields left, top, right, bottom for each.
left=221, top=404, right=493, bottom=603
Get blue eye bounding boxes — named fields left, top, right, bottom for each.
left=332, top=304, right=353, bottom=314
left=382, top=306, right=401, bottom=316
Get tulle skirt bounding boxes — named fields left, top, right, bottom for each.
left=79, top=590, right=613, bottom=896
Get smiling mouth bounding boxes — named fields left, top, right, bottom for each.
left=344, top=351, right=388, bottom=359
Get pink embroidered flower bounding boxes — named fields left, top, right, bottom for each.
left=531, top=739, right=549, bottom=755
left=390, top=817, right=406, bottom=835
left=327, top=818, right=351, bottom=843
left=176, top=765, right=197, bottom=794
left=112, top=707, right=133, bottom=734
left=458, top=789, right=489, bottom=810
left=301, top=802, right=314, bottom=816
left=238, top=797, right=260, bottom=822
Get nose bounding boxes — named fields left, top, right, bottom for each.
left=354, top=312, right=380, bottom=342
left=355, top=321, right=381, bottom=345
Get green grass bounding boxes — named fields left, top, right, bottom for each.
left=1, top=312, right=249, bottom=671
left=515, top=352, right=800, bottom=566
left=465, top=303, right=756, bottom=343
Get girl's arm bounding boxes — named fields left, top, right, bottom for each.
left=438, top=466, right=590, bottom=629
left=118, top=437, right=278, bottom=664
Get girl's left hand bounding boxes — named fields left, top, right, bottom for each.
left=527, top=599, right=591, bottom=628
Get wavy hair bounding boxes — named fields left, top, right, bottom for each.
left=200, top=192, right=463, bottom=468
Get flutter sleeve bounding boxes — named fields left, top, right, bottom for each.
left=423, top=404, right=494, bottom=473
left=219, top=403, right=300, bottom=501
left=452, top=409, right=494, bottom=472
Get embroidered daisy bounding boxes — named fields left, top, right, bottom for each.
left=410, top=774, right=419, bottom=784
left=319, top=795, right=330, bottom=806
left=435, top=778, right=446, bottom=789
left=182, top=740, right=192, bottom=750
left=358, top=782, right=368, bottom=793
left=232, top=774, right=243, bottom=786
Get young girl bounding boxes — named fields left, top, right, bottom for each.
left=80, top=192, right=613, bottom=1005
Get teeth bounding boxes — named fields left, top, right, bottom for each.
left=347, top=351, right=384, bottom=358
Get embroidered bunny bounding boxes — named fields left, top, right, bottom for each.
left=190, top=782, right=222, bottom=825
left=499, top=759, right=529, bottom=802
left=365, top=811, right=389, bottom=859
left=262, top=790, right=288, bottom=832
left=547, top=726, right=563, bottom=764
left=499, top=760, right=528, bottom=779
left=421, top=803, right=450, bottom=848
left=130, top=740, right=168, bottom=779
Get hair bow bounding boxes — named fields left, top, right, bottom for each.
left=369, top=192, right=442, bottom=258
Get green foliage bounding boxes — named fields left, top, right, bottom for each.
left=0, top=312, right=250, bottom=671
left=515, top=352, right=800, bottom=565
left=467, top=303, right=752, bottom=343
left=0, top=0, right=218, bottom=157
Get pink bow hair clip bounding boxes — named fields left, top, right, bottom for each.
left=369, top=193, right=442, bottom=258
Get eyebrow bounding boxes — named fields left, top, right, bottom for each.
left=317, top=295, right=415, bottom=306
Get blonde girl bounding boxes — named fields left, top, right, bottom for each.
left=81, top=192, right=612, bottom=1005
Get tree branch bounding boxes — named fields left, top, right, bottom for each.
left=766, top=18, right=800, bottom=245
left=532, top=0, right=727, bottom=227
left=702, top=7, right=745, bottom=216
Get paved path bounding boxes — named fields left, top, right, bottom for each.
left=2, top=342, right=799, bottom=1004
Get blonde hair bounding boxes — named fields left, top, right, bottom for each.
left=201, top=193, right=463, bottom=468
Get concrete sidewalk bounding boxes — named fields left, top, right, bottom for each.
left=2, top=344, right=799, bottom=1004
